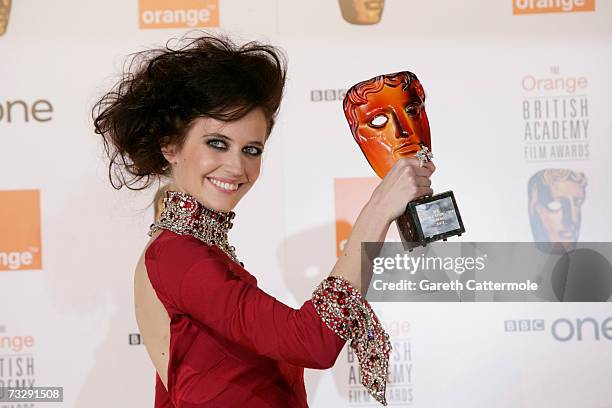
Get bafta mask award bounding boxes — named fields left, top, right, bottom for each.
left=343, top=71, right=465, bottom=248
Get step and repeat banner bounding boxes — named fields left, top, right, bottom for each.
left=1, top=0, right=611, bottom=407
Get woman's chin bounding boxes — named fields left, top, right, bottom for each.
left=213, top=203, right=236, bottom=213
left=201, top=199, right=234, bottom=213
left=197, top=193, right=237, bottom=213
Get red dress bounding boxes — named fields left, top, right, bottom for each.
left=146, top=230, right=346, bottom=407
left=144, top=190, right=391, bottom=407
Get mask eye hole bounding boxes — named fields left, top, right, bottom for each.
left=369, top=114, right=388, bottom=128
left=546, top=201, right=562, bottom=211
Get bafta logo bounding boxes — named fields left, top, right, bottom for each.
left=528, top=169, right=587, bottom=250
left=0, top=0, right=10, bottom=37
left=338, top=0, right=384, bottom=25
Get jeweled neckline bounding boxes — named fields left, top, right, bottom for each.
left=148, top=190, right=242, bottom=266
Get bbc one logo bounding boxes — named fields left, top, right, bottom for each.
left=0, top=99, right=53, bottom=123
left=505, top=317, right=612, bottom=342
left=310, top=88, right=347, bottom=103
left=128, top=333, right=142, bottom=345
left=0, top=190, right=42, bottom=271
left=513, top=0, right=595, bottom=14
left=139, top=0, right=219, bottom=29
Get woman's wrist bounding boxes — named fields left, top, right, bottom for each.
left=362, top=197, right=392, bottom=231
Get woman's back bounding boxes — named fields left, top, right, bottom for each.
left=134, top=230, right=171, bottom=390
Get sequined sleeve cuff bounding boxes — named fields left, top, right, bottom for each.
left=311, top=276, right=392, bottom=406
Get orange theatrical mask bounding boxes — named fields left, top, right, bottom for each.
left=343, top=71, right=432, bottom=179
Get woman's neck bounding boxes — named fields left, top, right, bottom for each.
left=149, top=190, right=241, bottom=265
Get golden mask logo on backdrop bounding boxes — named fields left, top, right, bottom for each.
left=0, top=0, right=11, bottom=36
left=513, top=0, right=595, bottom=14
left=527, top=169, right=586, bottom=247
left=139, top=0, right=219, bottom=29
left=0, top=190, right=42, bottom=271
left=338, top=0, right=385, bottom=25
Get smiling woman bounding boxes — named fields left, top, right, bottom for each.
left=90, top=32, right=425, bottom=407
left=92, top=33, right=284, bottom=193
left=158, top=109, right=268, bottom=212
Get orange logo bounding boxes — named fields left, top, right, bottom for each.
left=513, top=0, right=595, bottom=14
left=334, top=177, right=399, bottom=257
left=139, top=0, right=219, bottom=29
left=0, top=190, right=42, bottom=271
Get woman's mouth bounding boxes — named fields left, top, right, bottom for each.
left=207, top=177, right=241, bottom=193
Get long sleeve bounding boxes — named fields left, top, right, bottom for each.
left=180, top=257, right=347, bottom=369
left=147, top=231, right=391, bottom=405
left=148, top=232, right=345, bottom=369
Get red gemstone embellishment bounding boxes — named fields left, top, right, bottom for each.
left=311, top=276, right=391, bottom=406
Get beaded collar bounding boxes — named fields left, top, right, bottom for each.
left=148, top=190, right=242, bottom=266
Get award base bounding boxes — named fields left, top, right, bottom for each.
left=396, top=190, right=465, bottom=251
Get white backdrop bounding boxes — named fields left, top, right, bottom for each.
left=1, top=1, right=611, bottom=407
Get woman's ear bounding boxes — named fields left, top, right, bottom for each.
left=161, top=144, right=177, bottom=165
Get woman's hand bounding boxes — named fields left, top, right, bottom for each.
left=367, top=157, right=436, bottom=224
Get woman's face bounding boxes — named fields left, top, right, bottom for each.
left=162, top=108, right=268, bottom=212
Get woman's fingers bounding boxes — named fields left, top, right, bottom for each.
left=413, top=176, right=432, bottom=187
left=415, top=187, right=434, bottom=198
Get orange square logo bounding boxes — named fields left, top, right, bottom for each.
left=139, top=0, right=219, bottom=29
left=513, top=0, right=595, bottom=14
left=0, top=190, right=42, bottom=271
left=334, top=178, right=399, bottom=257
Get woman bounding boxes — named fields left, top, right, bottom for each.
left=93, top=33, right=434, bottom=407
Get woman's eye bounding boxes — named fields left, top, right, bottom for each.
left=369, top=114, right=388, bottom=128
left=207, top=139, right=227, bottom=149
left=243, top=146, right=263, bottom=156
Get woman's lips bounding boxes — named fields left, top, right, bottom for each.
left=207, top=177, right=241, bottom=194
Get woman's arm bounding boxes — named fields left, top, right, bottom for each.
left=330, top=157, right=435, bottom=293
left=148, top=235, right=346, bottom=369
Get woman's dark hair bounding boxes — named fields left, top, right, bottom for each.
left=92, top=32, right=287, bottom=190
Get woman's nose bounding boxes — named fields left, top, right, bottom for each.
left=224, top=151, right=245, bottom=177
